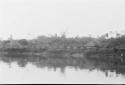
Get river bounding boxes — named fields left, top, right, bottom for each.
left=0, top=60, right=125, bottom=84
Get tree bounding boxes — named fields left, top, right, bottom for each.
left=18, top=39, right=28, bottom=46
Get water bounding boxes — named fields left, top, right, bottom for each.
left=0, top=52, right=125, bottom=84
left=0, top=61, right=125, bottom=84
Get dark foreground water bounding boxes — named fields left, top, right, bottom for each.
left=0, top=53, right=125, bottom=84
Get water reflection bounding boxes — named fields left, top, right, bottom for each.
left=0, top=61, right=125, bottom=84
left=0, top=53, right=125, bottom=83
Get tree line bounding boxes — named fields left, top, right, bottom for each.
left=0, top=31, right=125, bottom=52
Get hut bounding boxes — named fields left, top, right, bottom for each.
left=85, top=41, right=96, bottom=49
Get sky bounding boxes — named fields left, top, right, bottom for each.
left=0, top=0, right=125, bottom=40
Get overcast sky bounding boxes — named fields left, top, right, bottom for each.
left=0, top=0, right=125, bottom=39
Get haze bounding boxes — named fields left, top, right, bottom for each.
left=0, top=0, right=125, bottom=40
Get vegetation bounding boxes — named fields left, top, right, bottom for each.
left=0, top=31, right=125, bottom=75
left=0, top=31, right=125, bottom=52
left=0, top=32, right=125, bottom=56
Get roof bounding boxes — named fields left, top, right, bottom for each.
left=85, top=41, right=96, bottom=47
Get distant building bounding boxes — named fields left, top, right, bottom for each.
left=84, top=41, right=96, bottom=49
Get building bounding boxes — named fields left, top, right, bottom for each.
left=85, top=41, right=96, bottom=49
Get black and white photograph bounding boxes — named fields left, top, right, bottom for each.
left=0, top=0, right=125, bottom=84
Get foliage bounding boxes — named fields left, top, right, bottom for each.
left=0, top=31, right=125, bottom=53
